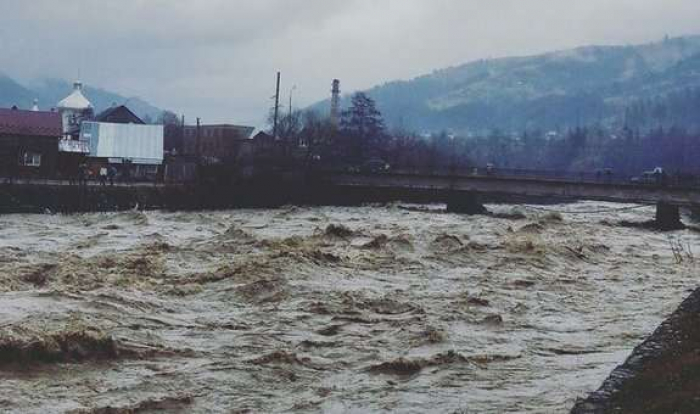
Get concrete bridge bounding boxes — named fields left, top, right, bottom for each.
left=327, top=172, right=700, bottom=230
left=2, top=172, right=699, bottom=229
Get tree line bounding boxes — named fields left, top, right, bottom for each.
left=271, top=91, right=700, bottom=180
left=157, top=89, right=699, bottom=181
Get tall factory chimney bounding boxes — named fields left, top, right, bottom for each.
left=330, top=79, right=341, bottom=129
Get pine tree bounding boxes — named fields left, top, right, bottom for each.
left=340, top=93, right=386, bottom=161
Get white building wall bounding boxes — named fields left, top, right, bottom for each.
left=81, top=122, right=164, bottom=165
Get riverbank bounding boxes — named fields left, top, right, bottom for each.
left=571, top=287, right=700, bottom=413
left=0, top=178, right=577, bottom=214
left=0, top=177, right=319, bottom=213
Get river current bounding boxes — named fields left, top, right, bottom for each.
left=0, top=203, right=697, bottom=413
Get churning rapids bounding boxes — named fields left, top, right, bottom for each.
left=0, top=203, right=697, bottom=413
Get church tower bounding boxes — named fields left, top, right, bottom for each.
left=57, top=81, right=94, bottom=139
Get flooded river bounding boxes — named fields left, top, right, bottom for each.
left=0, top=203, right=697, bottom=413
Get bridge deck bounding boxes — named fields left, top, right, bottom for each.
left=329, top=173, right=700, bottom=207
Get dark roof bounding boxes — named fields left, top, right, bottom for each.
left=96, top=105, right=145, bottom=124
left=0, top=108, right=62, bottom=138
left=185, top=124, right=255, bottom=139
left=253, top=131, right=274, bottom=141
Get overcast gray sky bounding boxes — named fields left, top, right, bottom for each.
left=1, top=0, right=699, bottom=126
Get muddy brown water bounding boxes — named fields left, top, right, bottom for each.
left=0, top=203, right=697, bottom=413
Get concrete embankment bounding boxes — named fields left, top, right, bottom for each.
left=0, top=174, right=611, bottom=214
left=0, top=183, right=205, bottom=213
left=0, top=178, right=321, bottom=213
left=571, top=288, right=700, bottom=414
left=0, top=179, right=499, bottom=214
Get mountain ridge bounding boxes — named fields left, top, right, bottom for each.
left=312, top=35, right=700, bottom=134
left=0, top=76, right=162, bottom=121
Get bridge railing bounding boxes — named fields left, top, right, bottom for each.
left=0, top=176, right=165, bottom=188
left=324, top=166, right=700, bottom=189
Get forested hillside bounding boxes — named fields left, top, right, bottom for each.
left=314, top=35, right=700, bottom=135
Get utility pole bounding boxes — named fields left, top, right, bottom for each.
left=273, top=72, right=281, bottom=140
left=289, top=85, right=297, bottom=118
left=180, top=115, right=185, bottom=156
left=194, top=117, right=202, bottom=182
left=286, top=85, right=298, bottom=157
left=196, top=117, right=201, bottom=156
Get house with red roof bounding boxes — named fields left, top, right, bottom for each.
left=0, top=107, right=62, bottom=178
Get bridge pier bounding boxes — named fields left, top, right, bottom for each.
left=446, top=192, right=487, bottom=215
left=691, top=206, right=700, bottom=223
left=656, top=202, right=684, bottom=231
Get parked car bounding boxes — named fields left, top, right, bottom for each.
left=641, top=167, right=665, bottom=184
left=361, top=159, right=391, bottom=174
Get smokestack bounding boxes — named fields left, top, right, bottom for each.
left=330, top=79, right=340, bottom=129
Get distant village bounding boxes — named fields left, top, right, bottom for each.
left=0, top=81, right=291, bottom=184
left=6, top=77, right=698, bottom=190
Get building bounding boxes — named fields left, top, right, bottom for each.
left=56, top=82, right=93, bottom=178
left=79, top=121, right=164, bottom=180
left=54, top=81, right=165, bottom=181
left=182, top=124, right=254, bottom=162
left=162, top=123, right=255, bottom=182
left=250, top=130, right=288, bottom=173
left=0, top=107, right=62, bottom=178
left=57, top=81, right=94, bottom=140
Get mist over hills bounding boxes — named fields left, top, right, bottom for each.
left=4, top=35, right=700, bottom=133
left=0, top=76, right=162, bottom=121
left=314, top=35, right=700, bottom=135
left=0, top=75, right=35, bottom=109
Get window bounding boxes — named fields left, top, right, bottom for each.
left=20, top=152, right=42, bottom=167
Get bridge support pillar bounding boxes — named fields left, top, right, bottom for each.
left=447, top=192, right=487, bottom=215
left=691, top=206, right=700, bottom=223
left=656, top=202, right=684, bottom=231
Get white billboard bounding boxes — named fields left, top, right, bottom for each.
left=81, top=122, right=164, bottom=165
